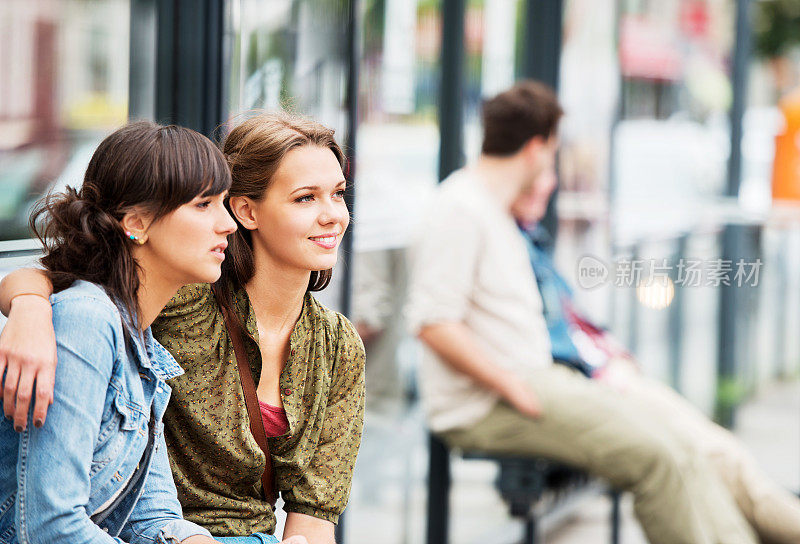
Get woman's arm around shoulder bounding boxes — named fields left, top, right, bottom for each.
left=0, top=268, right=56, bottom=431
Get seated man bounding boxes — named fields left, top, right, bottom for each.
left=406, top=80, right=799, bottom=544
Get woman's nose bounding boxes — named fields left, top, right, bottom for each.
left=218, top=206, right=237, bottom=234
left=318, top=200, right=349, bottom=226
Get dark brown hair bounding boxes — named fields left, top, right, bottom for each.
left=217, top=111, right=345, bottom=299
left=481, top=80, right=563, bottom=156
left=31, top=121, right=231, bottom=318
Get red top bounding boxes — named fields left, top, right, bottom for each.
left=258, top=400, right=290, bottom=437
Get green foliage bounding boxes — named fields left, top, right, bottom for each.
left=754, top=0, right=800, bottom=58
left=417, top=0, right=441, bottom=14
left=363, top=0, right=386, bottom=52
left=714, top=376, right=746, bottom=426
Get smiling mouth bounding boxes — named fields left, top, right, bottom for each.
left=309, top=234, right=339, bottom=248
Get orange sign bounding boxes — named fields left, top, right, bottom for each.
left=772, top=87, right=800, bottom=201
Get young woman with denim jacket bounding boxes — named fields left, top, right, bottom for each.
left=0, top=121, right=311, bottom=544
left=0, top=113, right=364, bottom=544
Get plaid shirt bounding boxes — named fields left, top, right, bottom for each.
left=151, top=283, right=365, bottom=536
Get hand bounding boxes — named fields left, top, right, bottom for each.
left=497, top=372, right=541, bottom=419
left=183, top=536, right=221, bottom=544
left=281, top=537, right=310, bottom=544
left=596, top=356, right=638, bottom=393
left=612, top=354, right=641, bottom=374
left=0, top=295, right=56, bottom=431
left=283, top=511, right=334, bottom=544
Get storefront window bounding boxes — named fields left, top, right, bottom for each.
left=613, top=0, right=735, bottom=239
left=349, top=0, right=442, bottom=411
left=224, top=0, right=351, bottom=135
left=0, top=0, right=131, bottom=242
left=345, top=1, right=444, bottom=541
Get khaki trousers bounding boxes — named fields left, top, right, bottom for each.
left=623, top=371, right=800, bottom=544
left=440, top=365, right=762, bottom=544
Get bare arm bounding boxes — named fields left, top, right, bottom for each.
left=0, top=268, right=56, bottom=430
left=284, top=512, right=334, bottom=544
left=418, top=322, right=541, bottom=418
left=0, top=268, right=52, bottom=315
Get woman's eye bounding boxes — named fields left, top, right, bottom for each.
left=295, top=194, right=314, bottom=203
left=334, top=189, right=346, bottom=199
left=196, top=200, right=212, bottom=209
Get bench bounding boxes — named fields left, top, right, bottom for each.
left=426, top=434, right=621, bottom=544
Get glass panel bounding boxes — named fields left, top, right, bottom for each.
left=606, top=0, right=736, bottom=413
left=614, top=0, right=735, bottom=238
left=463, top=0, right=526, bottom=161
left=346, top=1, right=443, bottom=541
left=749, top=0, right=800, bottom=392
left=555, top=0, right=618, bottom=325
left=224, top=0, right=351, bottom=136
left=556, top=0, right=742, bottom=415
left=351, top=0, right=442, bottom=408
left=0, top=0, right=132, bottom=243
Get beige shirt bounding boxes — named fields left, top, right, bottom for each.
left=406, top=169, right=553, bottom=432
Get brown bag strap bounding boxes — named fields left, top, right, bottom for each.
left=212, top=286, right=278, bottom=505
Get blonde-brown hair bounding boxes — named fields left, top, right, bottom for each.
left=217, top=111, right=346, bottom=298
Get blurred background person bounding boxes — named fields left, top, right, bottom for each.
left=407, top=80, right=765, bottom=544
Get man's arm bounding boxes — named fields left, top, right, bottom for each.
left=418, top=322, right=541, bottom=418
left=0, top=268, right=56, bottom=430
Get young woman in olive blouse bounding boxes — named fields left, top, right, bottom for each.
left=0, top=112, right=365, bottom=544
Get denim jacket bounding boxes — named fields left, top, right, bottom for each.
left=0, top=281, right=212, bottom=544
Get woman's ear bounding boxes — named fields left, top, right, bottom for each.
left=228, top=196, right=258, bottom=231
left=120, top=208, right=151, bottom=243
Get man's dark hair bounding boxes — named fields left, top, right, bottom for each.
left=481, top=80, right=563, bottom=156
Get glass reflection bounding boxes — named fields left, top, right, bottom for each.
left=351, top=0, right=443, bottom=411
left=225, top=0, right=350, bottom=135
left=463, top=0, right=525, bottom=160
left=0, top=0, right=130, bottom=242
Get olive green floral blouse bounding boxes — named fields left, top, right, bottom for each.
left=151, top=283, right=366, bottom=537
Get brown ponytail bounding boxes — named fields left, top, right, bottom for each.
left=31, top=121, right=231, bottom=317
